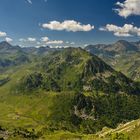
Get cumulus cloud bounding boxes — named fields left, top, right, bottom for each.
left=42, top=20, right=94, bottom=32
left=19, top=38, right=36, bottom=42
left=41, top=36, right=49, bottom=42
left=115, top=0, right=140, bottom=18
left=5, top=37, right=13, bottom=42
left=37, top=42, right=41, bottom=45
left=84, top=44, right=89, bottom=47
left=19, top=38, right=26, bottom=42
left=50, top=45, right=69, bottom=49
left=0, top=31, right=7, bottom=37
left=40, top=36, right=64, bottom=45
left=27, top=37, right=36, bottom=42
left=20, top=36, right=64, bottom=46
left=45, top=40, right=63, bottom=44
left=70, top=42, right=75, bottom=45
left=99, top=24, right=140, bottom=37
left=65, top=41, right=75, bottom=45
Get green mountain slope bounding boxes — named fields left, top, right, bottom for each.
left=111, top=53, right=140, bottom=82
left=85, top=40, right=140, bottom=82
left=0, top=47, right=140, bottom=139
left=13, top=48, right=140, bottom=95
left=0, top=41, right=29, bottom=70
left=85, top=40, right=140, bottom=57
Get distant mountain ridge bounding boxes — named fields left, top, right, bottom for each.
left=0, top=42, right=140, bottom=139
left=85, top=40, right=140, bottom=82
left=1, top=40, right=140, bottom=57
left=0, top=41, right=58, bottom=55
left=0, top=40, right=140, bottom=82
left=0, top=41, right=59, bottom=69
left=85, top=40, right=140, bottom=56
left=0, top=41, right=22, bottom=54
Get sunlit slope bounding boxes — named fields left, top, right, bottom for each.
left=112, top=53, right=140, bottom=82
left=0, top=48, right=140, bottom=140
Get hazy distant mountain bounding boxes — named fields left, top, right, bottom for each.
left=0, top=41, right=61, bottom=55
left=85, top=40, right=140, bottom=57
left=0, top=41, right=59, bottom=68
left=85, top=40, right=140, bottom=82
left=0, top=41, right=22, bottom=54
left=110, top=52, right=140, bottom=82
left=22, top=46, right=57, bottom=55
left=0, top=41, right=28, bottom=68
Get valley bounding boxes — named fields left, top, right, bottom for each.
left=0, top=41, right=140, bottom=139
left=1, top=0, right=140, bottom=139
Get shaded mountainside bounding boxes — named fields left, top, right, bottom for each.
left=14, top=47, right=140, bottom=94
left=0, top=41, right=57, bottom=55
left=22, top=46, right=59, bottom=55
left=94, top=52, right=140, bottom=82
left=0, top=41, right=59, bottom=70
left=0, top=41, right=29, bottom=69
left=85, top=40, right=140, bottom=57
left=0, top=41, right=21, bottom=54
left=110, top=52, right=140, bottom=82
left=0, top=44, right=140, bottom=139
left=85, top=40, right=140, bottom=82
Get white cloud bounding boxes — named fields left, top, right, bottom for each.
left=26, top=0, right=47, bottom=4
left=35, top=45, right=41, bottom=48
left=37, top=42, right=41, bottom=45
left=70, top=42, right=75, bottom=45
left=50, top=45, right=69, bottom=49
left=0, top=31, right=7, bottom=37
left=99, top=24, right=140, bottom=37
left=19, top=37, right=36, bottom=42
left=115, top=0, right=140, bottom=18
left=84, top=44, right=89, bottom=47
left=40, top=36, right=63, bottom=45
left=45, top=40, right=64, bottom=44
left=26, top=0, right=32, bottom=4
left=5, top=37, right=13, bottom=42
left=19, top=38, right=26, bottom=42
left=65, top=41, right=75, bottom=45
left=42, top=20, right=94, bottom=32
left=41, top=36, right=49, bottom=42
left=27, top=37, right=36, bottom=42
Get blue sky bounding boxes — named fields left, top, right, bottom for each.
left=0, top=0, right=140, bottom=47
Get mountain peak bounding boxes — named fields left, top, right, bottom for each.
left=15, top=47, right=140, bottom=94
left=116, top=40, right=129, bottom=44
left=0, top=41, right=12, bottom=48
left=114, top=40, right=134, bottom=47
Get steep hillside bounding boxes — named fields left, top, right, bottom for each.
left=85, top=40, right=140, bottom=57
left=0, top=41, right=59, bottom=70
left=85, top=40, right=140, bottom=82
left=0, top=47, right=140, bottom=139
left=13, top=47, right=140, bottom=94
left=111, top=53, right=140, bottom=82
left=0, top=41, right=21, bottom=54
left=0, top=41, right=29, bottom=69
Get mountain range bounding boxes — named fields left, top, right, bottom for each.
left=0, top=40, right=140, bottom=139
left=1, top=39, right=140, bottom=82
left=85, top=40, right=140, bottom=82
left=85, top=40, right=140, bottom=57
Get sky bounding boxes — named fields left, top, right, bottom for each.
left=0, top=0, right=140, bottom=48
